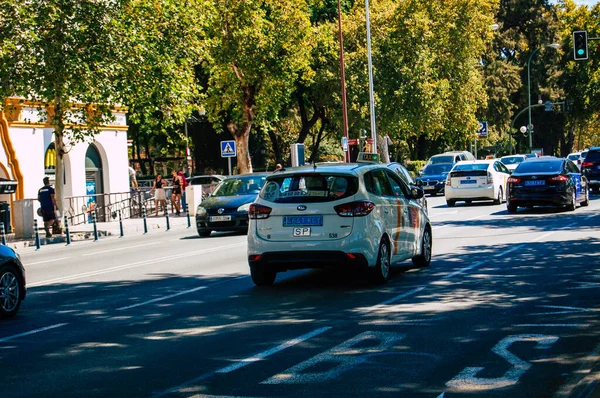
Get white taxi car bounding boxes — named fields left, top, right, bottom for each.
left=445, top=160, right=511, bottom=207
left=247, top=154, right=432, bottom=286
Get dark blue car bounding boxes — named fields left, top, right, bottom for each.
left=196, top=173, right=269, bottom=237
left=0, top=246, right=26, bottom=319
left=506, top=158, right=589, bottom=213
left=416, top=163, right=453, bottom=196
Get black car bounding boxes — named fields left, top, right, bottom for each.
left=582, top=146, right=600, bottom=193
left=196, top=173, right=269, bottom=237
left=415, top=163, right=453, bottom=196
left=0, top=246, right=26, bottom=318
left=506, top=158, right=589, bottom=213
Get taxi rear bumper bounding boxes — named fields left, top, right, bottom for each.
left=249, top=251, right=369, bottom=272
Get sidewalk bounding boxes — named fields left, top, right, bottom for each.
left=4, top=213, right=194, bottom=250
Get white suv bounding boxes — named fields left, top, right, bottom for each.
left=247, top=156, right=432, bottom=286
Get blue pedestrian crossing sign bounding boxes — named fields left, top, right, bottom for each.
left=220, top=140, right=237, bottom=158
left=477, top=121, right=488, bottom=138
left=341, top=137, right=349, bottom=152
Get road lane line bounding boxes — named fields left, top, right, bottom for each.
left=155, top=327, right=331, bottom=397
left=494, top=245, right=524, bottom=257
left=531, top=232, right=555, bottom=242
left=379, top=287, right=426, bottom=306
left=27, top=257, right=71, bottom=265
left=442, top=261, right=486, bottom=279
left=82, top=242, right=160, bottom=256
left=586, top=213, right=599, bottom=220
left=117, top=286, right=208, bottom=311
left=0, top=323, right=68, bottom=343
left=29, top=242, right=246, bottom=287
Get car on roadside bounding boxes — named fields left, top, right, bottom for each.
left=386, top=162, right=428, bottom=213
left=500, top=154, right=527, bottom=172
left=0, top=246, right=26, bottom=319
left=445, top=160, right=511, bottom=207
left=582, top=146, right=600, bottom=193
left=247, top=154, right=432, bottom=286
left=196, top=173, right=269, bottom=237
left=567, top=151, right=587, bottom=170
left=415, top=163, right=453, bottom=196
left=187, top=174, right=227, bottom=200
left=506, top=157, right=589, bottom=213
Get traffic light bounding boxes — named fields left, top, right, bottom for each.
left=573, top=31, right=588, bottom=61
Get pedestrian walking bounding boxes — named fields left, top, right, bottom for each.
left=171, top=170, right=183, bottom=216
left=149, top=174, right=167, bottom=216
left=37, top=177, right=58, bottom=237
left=177, top=167, right=188, bottom=211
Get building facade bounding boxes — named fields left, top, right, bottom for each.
left=0, top=99, right=128, bottom=229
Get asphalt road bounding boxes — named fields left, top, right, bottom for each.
left=3, top=194, right=600, bottom=398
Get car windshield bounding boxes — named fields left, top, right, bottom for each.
left=453, top=163, right=489, bottom=171
left=260, top=174, right=358, bottom=203
left=212, top=176, right=266, bottom=196
left=423, top=164, right=452, bottom=175
left=567, top=154, right=580, bottom=161
left=514, top=161, right=563, bottom=173
left=501, top=156, right=525, bottom=165
left=429, top=155, right=454, bottom=164
left=585, top=150, right=600, bottom=161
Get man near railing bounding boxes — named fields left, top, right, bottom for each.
left=38, top=177, right=59, bottom=237
left=178, top=167, right=188, bottom=211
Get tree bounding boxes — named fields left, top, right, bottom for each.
left=0, top=0, right=123, bottom=213
left=201, top=0, right=312, bottom=174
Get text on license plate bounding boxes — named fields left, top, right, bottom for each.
left=283, top=215, right=323, bottom=227
left=293, top=227, right=311, bottom=237
left=460, top=180, right=477, bottom=185
left=524, top=180, right=545, bottom=186
left=210, top=215, right=231, bottom=222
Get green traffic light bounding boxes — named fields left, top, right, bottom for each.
left=577, top=49, right=585, bottom=55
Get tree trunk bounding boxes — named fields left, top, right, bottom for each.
left=53, top=96, right=67, bottom=216
left=377, top=132, right=390, bottom=163
left=267, top=129, right=282, bottom=165
left=228, top=121, right=253, bottom=174
left=296, top=89, right=320, bottom=144
left=308, top=123, right=326, bottom=163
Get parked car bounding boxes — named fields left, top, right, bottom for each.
left=427, top=151, right=475, bottom=166
left=581, top=147, right=600, bottom=193
left=196, top=173, right=269, bottom=237
left=386, top=162, right=428, bottom=213
left=0, top=246, right=26, bottom=319
left=188, top=174, right=227, bottom=200
left=247, top=157, right=431, bottom=286
left=445, top=160, right=511, bottom=207
left=500, top=155, right=527, bottom=172
left=567, top=152, right=587, bottom=170
left=507, top=158, right=589, bottom=213
left=415, top=163, right=453, bottom=196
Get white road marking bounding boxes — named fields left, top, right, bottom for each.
left=359, top=320, right=433, bottom=326
left=156, top=327, right=331, bottom=396
left=117, top=286, right=207, bottom=311
left=28, top=242, right=246, bottom=287
left=262, top=331, right=404, bottom=384
left=586, top=213, right=599, bottom=220
left=494, top=245, right=524, bottom=258
left=437, top=393, right=445, bottom=398
left=513, top=324, right=589, bottom=327
left=27, top=257, right=71, bottom=266
left=117, top=275, right=247, bottom=311
left=82, top=242, right=160, bottom=256
left=530, top=305, right=597, bottom=315
left=379, top=287, right=426, bottom=306
left=0, top=323, right=68, bottom=343
left=447, top=334, right=558, bottom=391
left=442, top=261, right=486, bottom=279
left=560, top=222, right=578, bottom=230
left=531, top=232, right=555, bottom=242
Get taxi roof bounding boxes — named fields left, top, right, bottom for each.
left=269, top=162, right=383, bottom=177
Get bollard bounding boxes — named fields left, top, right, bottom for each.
left=186, top=207, right=191, bottom=228
left=64, top=215, right=71, bottom=246
left=142, top=206, right=148, bottom=234
left=118, top=209, right=124, bottom=238
left=165, top=209, right=170, bottom=231
left=34, top=219, right=41, bottom=250
left=92, top=210, right=99, bottom=241
left=0, top=222, right=5, bottom=246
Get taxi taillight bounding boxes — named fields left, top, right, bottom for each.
left=334, top=201, right=375, bottom=217
left=507, top=177, right=521, bottom=185
left=487, top=172, right=493, bottom=185
left=549, top=175, right=569, bottom=183
left=248, top=204, right=272, bottom=219
left=582, top=161, right=593, bottom=168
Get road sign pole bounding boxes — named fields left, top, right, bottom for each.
left=228, top=157, right=232, bottom=176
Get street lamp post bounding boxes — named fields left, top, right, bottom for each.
left=337, top=0, right=350, bottom=163
left=527, top=43, right=560, bottom=151
left=365, top=0, right=377, bottom=153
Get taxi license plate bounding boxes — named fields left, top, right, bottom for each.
left=293, top=227, right=311, bottom=237
left=524, top=180, right=545, bottom=186
left=210, top=215, right=231, bottom=222
left=460, top=180, right=477, bottom=185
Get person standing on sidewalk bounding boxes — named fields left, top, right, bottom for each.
left=171, top=170, right=183, bottom=216
left=149, top=174, right=167, bottom=216
left=177, top=168, right=188, bottom=211
left=37, top=177, right=57, bottom=237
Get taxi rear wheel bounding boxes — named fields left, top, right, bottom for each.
left=251, top=266, right=276, bottom=287
left=446, top=200, right=456, bottom=207
left=566, top=190, right=576, bottom=211
left=372, top=239, right=391, bottom=284
left=582, top=188, right=590, bottom=207
left=412, top=227, right=432, bottom=268
left=493, top=187, right=503, bottom=205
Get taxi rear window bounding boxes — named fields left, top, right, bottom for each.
left=260, top=174, right=358, bottom=203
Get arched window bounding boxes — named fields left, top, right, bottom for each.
left=44, top=143, right=56, bottom=174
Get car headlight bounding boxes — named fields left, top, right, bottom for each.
left=196, top=206, right=207, bottom=216
left=237, top=203, right=251, bottom=212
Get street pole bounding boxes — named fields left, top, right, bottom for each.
left=365, top=0, right=377, bottom=153
left=337, top=0, right=350, bottom=163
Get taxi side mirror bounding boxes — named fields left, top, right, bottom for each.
left=411, top=186, right=424, bottom=199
